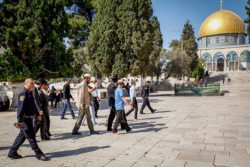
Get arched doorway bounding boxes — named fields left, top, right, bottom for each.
left=217, top=58, right=224, bottom=71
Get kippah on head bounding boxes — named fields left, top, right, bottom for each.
left=146, top=81, right=151, bottom=83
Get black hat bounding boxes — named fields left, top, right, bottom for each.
left=37, top=78, right=45, bottom=84
left=110, top=74, right=120, bottom=80
left=146, top=81, right=151, bottom=83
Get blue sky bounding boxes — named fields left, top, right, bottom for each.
left=151, top=0, right=249, bottom=49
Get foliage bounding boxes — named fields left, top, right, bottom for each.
left=181, top=22, right=198, bottom=71
left=245, top=0, right=250, bottom=43
left=0, top=48, right=31, bottom=82
left=188, top=58, right=205, bottom=78
left=0, top=0, right=78, bottom=82
left=162, top=48, right=191, bottom=78
left=148, top=48, right=168, bottom=84
left=86, top=0, right=163, bottom=77
left=169, top=21, right=198, bottom=72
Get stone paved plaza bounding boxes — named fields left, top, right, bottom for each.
left=0, top=83, right=250, bottom=167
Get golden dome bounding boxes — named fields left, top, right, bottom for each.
left=198, top=10, right=246, bottom=40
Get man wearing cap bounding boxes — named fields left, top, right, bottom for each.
left=140, top=81, right=156, bottom=114
left=33, top=78, right=50, bottom=141
left=126, top=80, right=139, bottom=121
left=107, top=74, right=125, bottom=131
left=61, top=78, right=76, bottom=119
left=72, top=74, right=99, bottom=135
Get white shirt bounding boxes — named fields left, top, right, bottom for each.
left=130, top=85, right=138, bottom=101
left=91, top=83, right=98, bottom=97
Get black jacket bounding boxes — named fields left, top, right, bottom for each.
left=63, top=83, right=72, bottom=100
left=33, top=87, right=42, bottom=112
left=39, top=90, right=49, bottom=116
left=17, top=88, right=39, bottom=123
left=107, top=83, right=117, bottom=107
left=141, top=84, right=150, bottom=98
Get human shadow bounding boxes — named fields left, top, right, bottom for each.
left=46, top=146, right=110, bottom=158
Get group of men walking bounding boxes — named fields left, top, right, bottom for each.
left=8, top=73, right=156, bottom=161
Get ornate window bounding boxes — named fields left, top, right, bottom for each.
left=216, top=37, right=219, bottom=43
left=225, top=36, right=229, bottom=43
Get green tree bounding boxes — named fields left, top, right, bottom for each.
left=86, top=0, right=162, bottom=77
left=182, top=22, right=198, bottom=71
left=169, top=21, right=198, bottom=72
left=163, top=48, right=191, bottom=78
left=245, top=0, right=250, bottom=43
left=188, top=58, right=205, bottom=78
left=0, top=48, right=31, bottom=82
left=0, top=0, right=78, bottom=81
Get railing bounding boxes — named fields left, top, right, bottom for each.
left=174, top=82, right=220, bottom=96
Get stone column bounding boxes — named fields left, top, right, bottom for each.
left=234, top=62, right=235, bottom=71
left=224, top=58, right=227, bottom=71
left=238, top=58, right=241, bottom=71
left=212, top=58, right=214, bottom=72
left=228, top=61, right=229, bottom=71
left=206, top=63, right=208, bottom=71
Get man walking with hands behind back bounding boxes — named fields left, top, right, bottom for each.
left=72, top=74, right=99, bottom=135
left=61, top=78, right=76, bottom=120
left=140, top=81, right=156, bottom=114
left=112, top=82, right=133, bottom=135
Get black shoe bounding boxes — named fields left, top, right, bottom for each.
left=95, top=115, right=98, bottom=118
left=54, top=106, right=57, bottom=108
left=37, top=155, right=48, bottom=161
left=61, top=117, right=68, bottom=120
left=151, top=109, right=156, bottom=113
left=42, top=137, right=50, bottom=141
left=107, top=129, right=113, bottom=131
left=8, top=154, right=22, bottom=159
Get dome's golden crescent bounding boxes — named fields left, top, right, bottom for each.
left=198, top=10, right=246, bottom=40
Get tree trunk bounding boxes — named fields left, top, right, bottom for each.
left=155, top=76, right=159, bottom=85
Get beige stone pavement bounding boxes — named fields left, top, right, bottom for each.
left=0, top=82, right=250, bottom=167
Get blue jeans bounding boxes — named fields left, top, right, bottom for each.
left=82, top=102, right=97, bottom=126
left=61, top=99, right=75, bottom=118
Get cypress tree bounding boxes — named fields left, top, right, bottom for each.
left=86, top=0, right=162, bottom=77
left=181, top=22, right=198, bottom=72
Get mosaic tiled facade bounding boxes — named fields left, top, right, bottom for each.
left=198, top=33, right=245, bottom=48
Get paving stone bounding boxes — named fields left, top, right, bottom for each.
left=225, top=147, right=247, bottom=153
left=205, top=145, right=224, bottom=151
left=176, top=152, right=215, bottom=163
left=145, top=150, right=180, bottom=160
left=200, top=149, right=230, bottom=156
left=215, top=155, right=250, bottom=167
left=105, top=160, right=134, bottom=167
left=161, top=160, right=186, bottom=167
left=185, top=161, right=214, bottom=167
left=230, top=152, right=250, bottom=159
left=115, top=151, right=144, bottom=162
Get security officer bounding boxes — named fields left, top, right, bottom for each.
left=33, top=78, right=50, bottom=140
left=8, top=78, right=48, bottom=161
left=140, top=81, right=156, bottom=114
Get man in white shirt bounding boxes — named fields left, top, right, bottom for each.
left=91, top=80, right=101, bottom=118
left=125, top=81, right=139, bottom=121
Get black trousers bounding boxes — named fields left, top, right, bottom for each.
left=45, top=115, right=52, bottom=136
left=113, top=110, right=131, bottom=133
left=92, top=97, right=99, bottom=116
left=8, top=118, right=43, bottom=158
left=33, top=115, right=47, bottom=139
left=126, top=98, right=138, bottom=119
left=140, top=97, right=154, bottom=113
left=54, top=97, right=61, bottom=107
left=107, top=101, right=125, bottom=130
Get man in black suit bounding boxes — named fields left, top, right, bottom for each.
left=107, top=74, right=124, bottom=131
